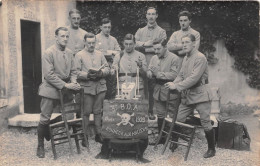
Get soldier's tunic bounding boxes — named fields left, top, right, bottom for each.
left=38, top=44, right=77, bottom=125
left=112, top=50, right=147, bottom=98
left=67, top=27, right=87, bottom=55
left=167, top=26, right=200, bottom=72
left=74, top=49, right=109, bottom=134
left=148, top=51, right=179, bottom=118
left=173, top=50, right=213, bottom=130
left=135, top=23, right=167, bottom=65
left=96, top=32, right=121, bottom=99
left=135, top=23, right=167, bottom=113
left=96, top=32, right=121, bottom=54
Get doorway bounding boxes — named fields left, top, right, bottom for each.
left=21, top=20, right=42, bottom=113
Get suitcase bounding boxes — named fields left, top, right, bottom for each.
left=217, top=118, right=250, bottom=151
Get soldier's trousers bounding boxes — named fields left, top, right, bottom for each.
left=83, top=91, right=106, bottom=134
left=177, top=101, right=212, bottom=131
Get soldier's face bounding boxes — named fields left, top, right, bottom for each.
left=69, top=13, right=81, bottom=29
left=55, top=30, right=69, bottom=47
left=85, top=37, right=96, bottom=52
left=182, top=37, right=195, bottom=53
left=100, top=22, right=111, bottom=36
left=179, top=16, right=191, bottom=31
left=146, top=9, right=158, bottom=24
left=124, top=40, right=135, bottom=53
left=153, top=43, right=166, bottom=58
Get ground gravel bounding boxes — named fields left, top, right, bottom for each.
left=0, top=115, right=259, bottom=166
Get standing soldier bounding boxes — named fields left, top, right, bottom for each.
left=74, top=33, right=109, bottom=145
left=135, top=7, right=167, bottom=120
left=167, top=10, right=200, bottom=72
left=165, top=34, right=215, bottom=158
left=96, top=18, right=121, bottom=99
left=37, top=27, right=81, bottom=158
left=147, top=39, right=179, bottom=144
left=67, top=9, right=88, bottom=55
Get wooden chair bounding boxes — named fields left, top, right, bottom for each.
left=49, top=88, right=89, bottom=159
left=153, top=90, right=196, bottom=161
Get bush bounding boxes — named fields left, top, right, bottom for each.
left=77, top=1, right=259, bottom=93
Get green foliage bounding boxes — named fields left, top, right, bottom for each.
left=77, top=1, right=259, bottom=91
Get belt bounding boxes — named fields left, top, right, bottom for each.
left=155, top=79, right=173, bottom=85
left=118, top=73, right=137, bottom=77
left=190, top=79, right=208, bottom=89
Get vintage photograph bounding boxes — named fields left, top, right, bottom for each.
left=0, top=0, right=259, bottom=165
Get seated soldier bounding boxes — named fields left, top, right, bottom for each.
left=96, top=34, right=150, bottom=163
left=111, top=33, right=147, bottom=99
left=147, top=39, right=179, bottom=145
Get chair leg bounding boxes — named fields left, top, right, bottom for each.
left=154, top=119, right=167, bottom=150
left=184, top=127, right=196, bottom=161
left=49, top=126, right=57, bottom=160
left=73, top=126, right=81, bottom=154
left=64, top=124, right=73, bottom=155
left=161, top=123, right=175, bottom=155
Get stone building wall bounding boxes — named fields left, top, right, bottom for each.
left=0, top=0, right=76, bottom=132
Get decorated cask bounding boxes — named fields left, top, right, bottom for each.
left=101, top=99, right=148, bottom=139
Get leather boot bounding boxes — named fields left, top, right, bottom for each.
left=203, top=129, right=216, bottom=158
left=43, top=124, right=51, bottom=141
left=36, top=124, right=45, bottom=158
left=170, top=125, right=181, bottom=152
left=156, top=117, right=166, bottom=144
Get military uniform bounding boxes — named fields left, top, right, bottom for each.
left=38, top=43, right=77, bottom=125
left=96, top=32, right=121, bottom=99
left=37, top=43, right=77, bottom=158
left=66, top=27, right=87, bottom=55
left=74, top=49, right=109, bottom=135
left=167, top=26, right=200, bottom=73
left=135, top=23, right=167, bottom=115
left=172, top=50, right=216, bottom=158
left=112, top=50, right=147, bottom=98
left=173, top=50, right=212, bottom=129
left=148, top=51, right=179, bottom=118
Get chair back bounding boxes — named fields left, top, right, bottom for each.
left=59, top=88, right=84, bottom=122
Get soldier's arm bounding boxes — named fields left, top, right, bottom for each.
left=156, top=56, right=179, bottom=80
left=167, top=32, right=183, bottom=52
left=100, top=54, right=110, bottom=77
left=135, top=28, right=145, bottom=48
left=175, top=56, right=207, bottom=91
left=74, top=53, right=89, bottom=80
left=194, top=32, right=201, bottom=50
left=43, top=50, right=66, bottom=89
left=139, top=53, right=147, bottom=76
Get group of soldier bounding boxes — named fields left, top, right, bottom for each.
left=36, top=7, right=216, bottom=163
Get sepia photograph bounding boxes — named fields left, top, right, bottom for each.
left=0, top=0, right=259, bottom=165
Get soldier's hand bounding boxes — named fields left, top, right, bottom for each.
left=164, top=82, right=176, bottom=90
left=96, top=70, right=103, bottom=78
left=110, top=69, right=116, bottom=75
left=147, top=71, right=153, bottom=79
left=136, top=57, right=142, bottom=68
left=144, top=40, right=153, bottom=47
left=65, top=83, right=81, bottom=90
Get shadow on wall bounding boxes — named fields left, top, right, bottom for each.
left=208, top=40, right=260, bottom=107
